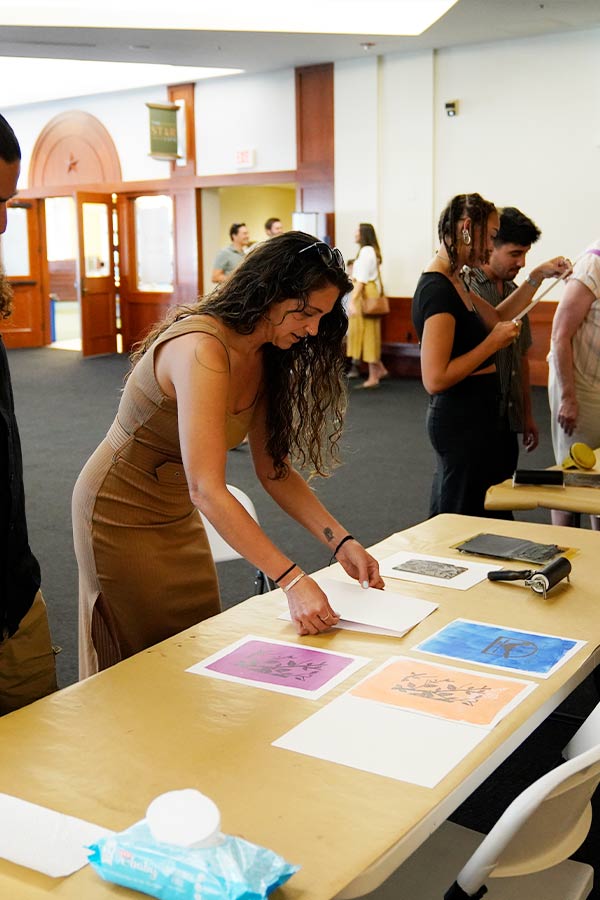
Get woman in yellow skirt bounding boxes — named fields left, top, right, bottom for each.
left=347, top=223, right=388, bottom=388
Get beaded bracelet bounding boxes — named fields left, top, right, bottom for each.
left=281, top=571, right=306, bottom=593
left=329, top=534, right=354, bottom=565
left=274, top=562, right=296, bottom=584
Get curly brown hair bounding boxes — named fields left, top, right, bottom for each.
left=437, top=193, right=496, bottom=274
left=131, top=232, right=353, bottom=479
left=0, top=269, right=13, bottom=319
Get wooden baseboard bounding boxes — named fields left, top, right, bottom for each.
left=381, top=342, right=421, bottom=378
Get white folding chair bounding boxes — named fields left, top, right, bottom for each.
left=337, top=742, right=600, bottom=900
left=199, top=484, right=274, bottom=595
left=564, top=700, right=600, bottom=761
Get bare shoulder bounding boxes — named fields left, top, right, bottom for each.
left=161, top=328, right=229, bottom=368
left=155, top=328, right=231, bottom=398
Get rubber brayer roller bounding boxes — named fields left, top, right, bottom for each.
left=487, top=556, right=572, bottom=599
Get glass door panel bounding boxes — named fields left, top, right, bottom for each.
left=134, top=195, right=174, bottom=292
left=0, top=207, right=30, bottom=276
left=82, top=202, right=111, bottom=278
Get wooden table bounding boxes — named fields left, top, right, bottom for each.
left=1, top=515, right=599, bottom=899
left=485, top=449, right=600, bottom=516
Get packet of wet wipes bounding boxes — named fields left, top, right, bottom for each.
left=87, top=820, right=299, bottom=900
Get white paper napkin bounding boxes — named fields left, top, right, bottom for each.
left=0, top=793, right=112, bottom=877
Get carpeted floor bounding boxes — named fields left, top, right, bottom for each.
left=8, top=346, right=600, bottom=895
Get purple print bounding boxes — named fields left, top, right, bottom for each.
left=207, top=639, right=352, bottom=691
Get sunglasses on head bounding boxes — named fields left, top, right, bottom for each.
left=298, top=241, right=345, bottom=270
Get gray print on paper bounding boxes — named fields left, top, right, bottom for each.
left=393, top=559, right=468, bottom=580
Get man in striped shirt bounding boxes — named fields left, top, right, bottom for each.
left=470, top=207, right=541, bottom=478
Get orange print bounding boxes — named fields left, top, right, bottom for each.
left=351, top=658, right=528, bottom=726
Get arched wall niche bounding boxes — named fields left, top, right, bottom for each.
left=29, top=110, right=122, bottom=187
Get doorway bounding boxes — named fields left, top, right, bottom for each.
left=45, top=196, right=79, bottom=349
left=0, top=199, right=47, bottom=349
left=44, top=193, right=120, bottom=356
left=201, top=184, right=296, bottom=289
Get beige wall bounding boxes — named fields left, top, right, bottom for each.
left=195, top=70, right=296, bottom=176
left=335, top=26, right=600, bottom=298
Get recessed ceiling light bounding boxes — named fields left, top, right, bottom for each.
left=0, top=58, right=242, bottom=108
left=0, top=1, right=459, bottom=37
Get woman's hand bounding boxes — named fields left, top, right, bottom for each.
left=347, top=296, right=359, bottom=317
left=532, top=256, right=572, bottom=281
left=336, top=540, right=385, bottom=590
left=286, top=576, right=340, bottom=635
left=488, top=319, right=522, bottom=351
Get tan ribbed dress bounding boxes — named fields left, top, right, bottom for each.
left=73, top=316, right=255, bottom=679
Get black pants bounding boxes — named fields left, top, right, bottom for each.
left=426, top=374, right=514, bottom=519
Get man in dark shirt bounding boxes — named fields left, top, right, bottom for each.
left=470, top=207, right=542, bottom=476
left=0, top=113, right=57, bottom=714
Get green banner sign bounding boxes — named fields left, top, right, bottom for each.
left=147, top=103, right=180, bottom=160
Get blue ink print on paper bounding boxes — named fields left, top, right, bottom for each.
left=417, top=620, right=580, bottom=676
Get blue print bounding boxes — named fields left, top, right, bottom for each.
left=418, top=620, right=579, bottom=675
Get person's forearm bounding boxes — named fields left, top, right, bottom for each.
left=191, top=484, right=294, bottom=581
left=211, top=270, right=227, bottom=284
left=495, top=273, right=543, bottom=320
left=260, top=466, right=349, bottom=555
left=350, top=281, right=364, bottom=301
left=421, top=336, right=497, bottom=393
left=552, top=338, right=577, bottom=402
left=496, top=257, right=570, bottom=320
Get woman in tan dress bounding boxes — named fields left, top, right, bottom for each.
left=74, top=232, right=384, bottom=678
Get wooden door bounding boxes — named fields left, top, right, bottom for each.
left=75, top=191, right=117, bottom=357
left=0, top=199, right=49, bottom=348
left=117, top=191, right=177, bottom=352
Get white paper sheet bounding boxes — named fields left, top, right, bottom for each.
left=273, top=693, right=487, bottom=787
left=273, top=655, right=535, bottom=786
left=379, top=550, right=501, bottom=590
left=0, top=793, right=112, bottom=877
left=278, top=576, right=438, bottom=637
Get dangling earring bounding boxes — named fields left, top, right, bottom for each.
left=462, top=228, right=471, bottom=246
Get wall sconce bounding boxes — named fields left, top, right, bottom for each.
left=445, top=101, right=459, bottom=117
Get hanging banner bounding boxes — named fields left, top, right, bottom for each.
left=146, top=103, right=180, bottom=160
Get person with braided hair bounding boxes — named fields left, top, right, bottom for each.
left=412, top=193, right=569, bottom=517
left=73, top=232, right=383, bottom=678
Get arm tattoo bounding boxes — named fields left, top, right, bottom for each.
left=323, top=527, right=334, bottom=544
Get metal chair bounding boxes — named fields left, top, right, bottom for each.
left=336, top=742, right=600, bottom=900
left=199, top=484, right=274, bottom=595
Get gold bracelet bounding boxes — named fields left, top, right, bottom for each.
left=281, top=571, right=306, bottom=592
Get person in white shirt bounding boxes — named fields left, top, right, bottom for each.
left=346, top=223, right=388, bottom=388
left=548, top=241, right=600, bottom=529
